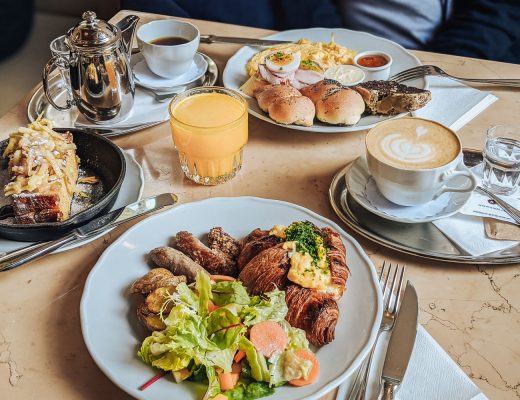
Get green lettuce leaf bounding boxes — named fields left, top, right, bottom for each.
left=175, top=281, right=199, bottom=309
left=196, top=271, right=213, bottom=318
left=202, top=366, right=221, bottom=400
left=151, top=351, right=191, bottom=371
left=211, top=281, right=251, bottom=306
left=239, top=336, right=269, bottom=382
left=207, top=308, right=246, bottom=349
left=267, top=353, right=286, bottom=387
left=224, top=381, right=275, bottom=400
left=279, top=320, right=310, bottom=351
left=239, top=289, right=288, bottom=326
left=205, top=348, right=236, bottom=373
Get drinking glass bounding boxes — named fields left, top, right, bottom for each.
left=49, top=35, right=72, bottom=98
left=482, top=125, right=520, bottom=195
left=169, top=87, right=248, bottom=185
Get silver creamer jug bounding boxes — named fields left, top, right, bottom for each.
left=42, top=11, right=140, bottom=123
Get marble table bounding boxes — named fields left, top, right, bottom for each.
left=0, top=10, right=519, bottom=400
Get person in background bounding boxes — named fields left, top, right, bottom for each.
left=0, top=0, right=35, bottom=61
left=122, top=0, right=520, bottom=64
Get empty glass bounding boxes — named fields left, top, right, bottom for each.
left=49, top=35, right=72, bottom=98
left=482, top=125, right=520, bottom=195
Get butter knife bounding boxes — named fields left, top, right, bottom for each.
left=379, top=282, right=418, bottom=399
left=0, top=193, right=178, bottom=272
left=200, top=34, right=292, bottom=46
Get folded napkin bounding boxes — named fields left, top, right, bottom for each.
left=412, top=76, right=497, bottom=131
left=75, top=87, right=169, bottom=128
left=336, top=325, right=488, bottom=400
left=432, top=164, right=519, bottom=256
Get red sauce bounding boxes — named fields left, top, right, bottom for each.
left=358, top=55, right=388, bottom=68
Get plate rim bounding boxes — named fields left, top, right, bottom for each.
left=346, top=157, right=473, bottom=223
left=222, top=27, right=427, bottom=133
left=329, top=163, right=520, bottom=264
left=80, top=196, right=383, bottom=400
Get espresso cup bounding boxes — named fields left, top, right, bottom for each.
left=136, top=19, right=200, bottom=79
left=365, top=117, right=477, bottom=206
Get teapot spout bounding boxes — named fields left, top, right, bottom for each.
left=116, top=15, right=140, bottom=57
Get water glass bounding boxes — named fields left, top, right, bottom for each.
left=49, top=35, right=72, bottom=97
left=482, top=125, right=520, bottom=195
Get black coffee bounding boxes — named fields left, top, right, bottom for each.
left=150, top=36, right=189, bottom=46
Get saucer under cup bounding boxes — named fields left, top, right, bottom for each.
left=133, top=52, right=207, bottom=90
left=137, top=19, right=200, bottom=79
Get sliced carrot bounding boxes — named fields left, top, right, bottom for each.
left=218, top=362, right=241, bottom=391
left=289, top=349, right=320, bottom=386
left=234, top=350, right=246, bottom=363
left=208, top=300, right=220, bottom=313
left=213, top=395, right=228, bottom=400
left=249, top=320, right=288, bottom=358
left=210, top=275, right=236, bottom=282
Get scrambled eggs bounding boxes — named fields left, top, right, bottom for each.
left=246, top=38, right=357, bottom=76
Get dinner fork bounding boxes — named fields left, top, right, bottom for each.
left=348, top=262, right=406, bottom=400
left=390, top=65, right=520, bottom=88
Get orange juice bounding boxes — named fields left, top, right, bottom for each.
left=169, top=87, right=248, bottom=185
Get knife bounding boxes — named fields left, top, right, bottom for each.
left=0, top=193, right=178, bottom=272
left=200, top=34, right=292, bottom=47
left=379, top=281, right=418, bottom=399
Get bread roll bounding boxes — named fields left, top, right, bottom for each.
left=268, top=96, right=315, bottom=127
left=256, top=85, right=302, bottom=112
left=315, top=89, right=365, bottom=125
left=300, top=79, right=343, bottom=104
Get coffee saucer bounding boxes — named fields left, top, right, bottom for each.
left=345, top=157, right=474, bottom=223
left=133, top=52, right=208, bottom=90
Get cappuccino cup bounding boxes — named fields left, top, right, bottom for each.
left=365, top=117, right=477, bottom=206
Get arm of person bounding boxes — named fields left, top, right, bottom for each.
left=425, top=0, right=520, bottom=62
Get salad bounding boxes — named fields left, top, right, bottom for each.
left=138, top=272, right=319, bottom=400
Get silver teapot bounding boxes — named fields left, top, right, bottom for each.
left=43, top=11, right=140, bottom=123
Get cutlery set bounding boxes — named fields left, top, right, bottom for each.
left=346, top=263, right=417, bottom=400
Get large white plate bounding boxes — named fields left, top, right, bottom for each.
left=80, top=197, right=382, bottom=400
left=0, top=151, right=144, bottom=254
left=223, top=28, right=427, bottom=133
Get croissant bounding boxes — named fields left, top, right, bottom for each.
left=285, top=285, right=339, bottom=346
left=237, top=230, right=281, bottom=271
left=238, top=244, right=290, bottom=294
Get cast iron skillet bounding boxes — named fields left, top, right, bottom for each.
left=0, top=128, right=125, bottom=242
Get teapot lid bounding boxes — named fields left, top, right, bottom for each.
left=68, top=11, right=120, bottom=49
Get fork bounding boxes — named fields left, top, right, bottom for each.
left=348, top=262, right=406, bottom=400
left=390, top=65, right=520, bottom=88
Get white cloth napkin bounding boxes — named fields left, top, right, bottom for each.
left=336, top=325, right=488, bottom=400
left=432, top=164, right=518, bottom=256
left=412, top=76, right=497, bottom=131
left=75, top=87, right=170, bottom=128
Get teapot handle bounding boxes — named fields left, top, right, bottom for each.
left=42, top=56, right=75, bottom=111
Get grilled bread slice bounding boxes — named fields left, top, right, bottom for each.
left=3, top=118, right=79, bottom=224
left=354, top=80, right=432, bottom=115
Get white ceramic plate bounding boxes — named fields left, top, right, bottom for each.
left=223, top=28, right=427, bottom=133
left=80, top=197, right=382, bottom=400
left=134, top=52, right=207, bottom=90
left=346, top=157, right=473, bottom=223
left=0, top=151, right=144, bottom=254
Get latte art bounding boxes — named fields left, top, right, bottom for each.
left=366, top=118, right=460, bottom=169
left=380, top=132, right=436, bottom=163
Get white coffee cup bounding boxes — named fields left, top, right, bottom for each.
left=365, top=117, right=477, bottom=206
left=136, top=19, right=200, bottom=79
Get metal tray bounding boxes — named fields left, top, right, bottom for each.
left=27, top=52, right=218, bottom=137
left=329, top=149, right=520, bottom=264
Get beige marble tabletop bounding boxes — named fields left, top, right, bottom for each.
left=0, top=10, right=519, bottom=400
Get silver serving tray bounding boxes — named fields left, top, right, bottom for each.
left=27, top=52, right=219, bottom=137
left=329, top=149, right=520, bottom=264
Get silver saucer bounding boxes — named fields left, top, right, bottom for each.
left=27, top=52, right=219, bottom=137
left=329, top=149, right=520, bottom=264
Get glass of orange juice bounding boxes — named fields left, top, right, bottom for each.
left=169, top=86, right=248, bottom=185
